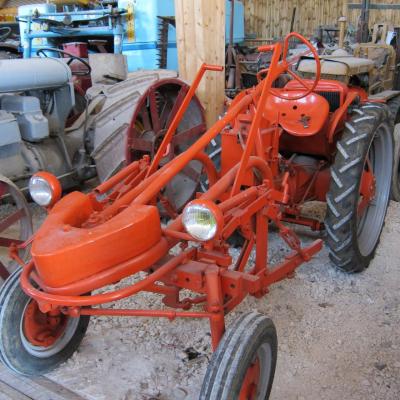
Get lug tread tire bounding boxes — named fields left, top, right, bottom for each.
left=200, top=312, right=277, bottom=400
left=325, top=104, right=393, bottom=273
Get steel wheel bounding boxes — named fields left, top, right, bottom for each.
left=20, top=300, right=80, bottom=358
left=357, top=124, right=392, bottom=256
left=0, top=177, right=32, bottom=281
left=388, top=96, right=400, bottom=201
left=0, top=270, right=90, bottom=375
left=239, top=343, right=273, bottom=400
left=127, top=79, right=206, bottom=214
left=200, top=312, right=277, bottom=400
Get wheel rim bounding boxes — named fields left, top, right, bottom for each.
left=127, top=79, right=206, bottom=214
left=20, top=300, right=79, bottom=358
left=0, top=180, right=32, bottom=280
left=239, top=343, right=272, bottom=400
left=357, top=123, right=392, bottom=257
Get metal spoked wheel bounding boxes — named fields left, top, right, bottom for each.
left=0, top=177, right=32, bottom=282
left=0, top=270, right=90, bottom=375
left=127, top=79, right=206, bottom=215
left=325, top=104, right=393, bottom=272
left=200, top=312, right=277, bottom=400
left=387, top=96, right=400, bottom=201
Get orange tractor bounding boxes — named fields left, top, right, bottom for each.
left=0, top=32, right=394, bottom=399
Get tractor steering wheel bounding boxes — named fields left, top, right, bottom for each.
left=0, top=27, right=12, bottom=42
left=260, top=32, right=321, bottom=101
left=36, top=48, right=91, bottom=76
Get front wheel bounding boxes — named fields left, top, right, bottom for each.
left=200, top=312, right=278, bottom=400
left=0, top=270, right=90, bottom=375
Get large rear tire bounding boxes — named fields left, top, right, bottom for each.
left=387, top=96, right=400, bottom=201
left=325, top=104, right=393, bottom=273
left=200, top=312, right=277, bottom=400
left=0, top=270, right=90, bottom=375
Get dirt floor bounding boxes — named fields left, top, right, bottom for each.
left=28, top=200, right=397, bottom=400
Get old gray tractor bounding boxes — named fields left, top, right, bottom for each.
left=0, top=55, right=205, bottom=281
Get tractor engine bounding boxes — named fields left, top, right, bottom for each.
left=0, top=57, right=86, bottom=189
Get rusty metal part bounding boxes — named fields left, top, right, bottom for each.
left=157, top=16, right=175, bottom=69
left=0, top=175, right=32, bottom=281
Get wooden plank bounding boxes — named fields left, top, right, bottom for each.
left=0, top=364, right=86, bottom=400
left=175, top=0, right=226, bottom=128
left=348, top=3, right=400, bottom=10
left=242, top=0, right=400, bottom=39
left=0, top=381, right=31, bottom=400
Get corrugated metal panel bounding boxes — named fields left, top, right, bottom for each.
left=3, top=0, right=33, bottom=8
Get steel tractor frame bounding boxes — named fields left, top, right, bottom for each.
left=0, top=32, right=395, bottom=399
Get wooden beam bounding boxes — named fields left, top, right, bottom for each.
left=175, top=0, right=226, bottom=128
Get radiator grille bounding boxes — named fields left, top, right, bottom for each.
left=316, top=91, right=341, bottom=112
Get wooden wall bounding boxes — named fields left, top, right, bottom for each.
left=242, top=0, right=400, bottom=40
left=346, top=1, right=400, bottom=29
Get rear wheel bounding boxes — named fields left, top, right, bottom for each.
left=387, top=96, right=400, bottom=201
left=200, top=312, right=277, bottom=400
left=0, top=270, right=90, bottom=375
left=127, top=79, right=206, bottom=215
left=325, top=104, right=393, bottom=272
left=0, top=177, right=32, bottom=282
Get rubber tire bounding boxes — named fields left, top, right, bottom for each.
left=200, top=312, right=277, bottom=400
left=0, top=270, right=90, bottom=376
left=325, top=104, right=393, bottom=273
left=387, top=96, right=400, bottom=201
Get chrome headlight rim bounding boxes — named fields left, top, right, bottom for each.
left=28, top=172, right=61, bottom=208
left=182, top=200, right=223, bottom=242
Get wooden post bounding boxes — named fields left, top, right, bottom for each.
left=175, top=0, right=226, bottom=128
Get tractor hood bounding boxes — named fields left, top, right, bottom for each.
left=31, top=191, right=161, bottom=288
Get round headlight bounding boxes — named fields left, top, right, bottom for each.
left=28, top=172, right=61, bottom=208
left=182, top=200, right=223, bottom=241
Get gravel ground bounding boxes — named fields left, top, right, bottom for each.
left=18, top=202, right=400, bottom=399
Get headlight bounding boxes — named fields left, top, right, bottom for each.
left=29, top=172, right=61, bottom=208
left=182, top=200, right=223, bottom=241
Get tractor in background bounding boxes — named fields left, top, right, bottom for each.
left=0, top=55, right=205, bottom=281
left=297, top=21, right=400, bottom=201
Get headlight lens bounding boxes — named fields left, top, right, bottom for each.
left=182, top=202, right=222, bottom=241
left=29, top=175, right=53, bottom=206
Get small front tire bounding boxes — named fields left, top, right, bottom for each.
left=0, top=270, right=90, bottom=375
left=200, top=312, right=277, bottom=400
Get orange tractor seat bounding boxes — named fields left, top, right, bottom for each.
left=264, top=90, right=330, bottom=136
left=31, top=192, right=162, bottom=288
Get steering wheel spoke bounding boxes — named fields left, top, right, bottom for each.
left=287, top=69, right=311, bottom=91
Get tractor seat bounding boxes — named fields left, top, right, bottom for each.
left=264, top=91, right=330, bottom=136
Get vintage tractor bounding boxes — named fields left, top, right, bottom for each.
left=0, top=32, right=394, bottom=399
left=296, top=23, right=400, bottom=200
